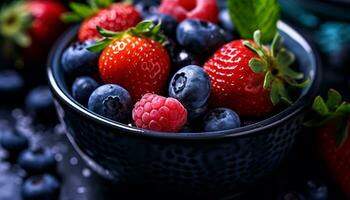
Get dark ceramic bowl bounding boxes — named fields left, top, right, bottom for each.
left=47, top=22, right=320, bottom=197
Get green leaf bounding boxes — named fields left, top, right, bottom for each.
left=312, top=96, right=330, bottom=116
left=253, top=30, right=262, bottom=47
left=60, top=13, right=82, bottom=23
left=135, top=20, right=153, bottom=32
left=271, top=32, right=282, bottom=57
left=335, top=102, right=350, bottom=113
left=95, top=0, right=113, bottom=8
left=13, top=33, right=31, bottom=47
left=227, top=0, right=280, bottom=43
left=263, top=71, right=273, bottom=89
left=96, top=26, right=117, bottom=37
left=270, top=81, right=280, bottom=105
left=69, top=2, right=94, bottom=18
left=326, top=89, right=342, bottom=110
left=87, top=38, right=111, bottom=52
left=243, top=41, right=265, bottom=57
left=249, top=58, right=267, bottom=73
left=277, top=81, right=292, bottom=105
left=276, top=48, right=296, bottom=69
left=335, top=117, right=349, bottom=146
left=287, top=78, right=311, bottom=89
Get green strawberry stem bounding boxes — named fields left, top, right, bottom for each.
left=0, top=0, right=33, bottom=48
left=305, top=89, right=350, bottom=146
left=87, top=20, right=166, bottom=53
left=61, top=0, right=116, bottom=23
left=243, top=30, right=310, bottom=106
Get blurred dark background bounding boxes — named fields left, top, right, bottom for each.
left=0, top=0, right=349, bottom=199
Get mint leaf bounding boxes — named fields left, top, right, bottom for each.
left=227, top=0, right=280, bottom=43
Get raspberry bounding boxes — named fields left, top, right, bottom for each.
left=159, top=0, right=218, bottom=23
left=132, top=93, right=187, bottom=132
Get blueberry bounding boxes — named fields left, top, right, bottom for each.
left=169, top=65, right=211, bottom=121
left=0, top=70, right=25, bottom=103
left=145, top=14, right=178, bottom=37
left=61, top=40, right=99, bottom=77
left=0, top=128, right=29, bottom=155
left=176, top=19, right=227, bottom=55
left=305, top=180, right=328, bottom=200
left=174, top=49, right=200, bottom=70
left=278, top=192, right=306, bottom=200
left=203, top=108, right=241, bottom=132
left=88, top=84, right=132, bottom=123
left=25, top=86, right=55, bottom=120
left=21, top=174, right=60, bottom=200
left=219, top=9, right=235, bottom=32
left=0, top=70, right=24, bottom=93
left=18, top=147, right=57, bottom=175
left=135, top=2, right=158, bottom=18
left=72, top=76, right=99, bottom=106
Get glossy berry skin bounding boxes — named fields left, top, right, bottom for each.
left=145, top=14, right=178, bottom=38
left=72, top=76, right=99, bottom=106
left=78, top=3, right=141, bottom=41
left=25, top=86, right=56, bottom=119
left=99, top=36, right=170, bottom=101
left=132, top=93, right=187, bottom=132
left=0, top=70, right=25, bottom=103
left=169, top=65, right=211, bottom=120
left=61, top=40, right=99, bottom=77
left=203, top=108, right=240, bottom=132
left=219, top=9, right=235, bottom=32
left=0, top=128, right=29, bottom=155
left=318, top=119, right=350, bottom=198
left=21, top=174, right=60, bottom=200
left=18, top=147, right=57, bottom=175
left=159, top=0, right=218, bottom=23
left=88, top=84, right=132, bottom=123
left=174, top=49, right=199, bottom=70
left=204, top=40, right=274, bottom=117
left=134, top=2, right=158, bottom=18
left=176, top=19, right=227, bottom=55
left=23, top=0, right=66, bottom=60
left=305, top=180, right=328, bottom=200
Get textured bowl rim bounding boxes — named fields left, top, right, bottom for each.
left=47, top=21, right=321, bottom=140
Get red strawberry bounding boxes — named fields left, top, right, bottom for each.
left=0, top=0, right=66, bottom=62
left=159, top=0, right=218, bottom=23
left=88, top=21, right=170, bottom=101
left=306, top=89, right=350, bottom=198
left=62, top=1, right=141, bottom=41
left=204, top=30, right=309, bottom=117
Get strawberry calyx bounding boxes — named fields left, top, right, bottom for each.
left=61, top=0, right=120, bottom=23
left=87, top=20, right=166, bottom=53
left=0, top=0, right=33, bottom=48
left=305, top=89, right=350, bottom=146
left=243, top=30, right=310, bottom=106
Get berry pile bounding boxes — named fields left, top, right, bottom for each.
left=61, top=0, right=308, bottom=133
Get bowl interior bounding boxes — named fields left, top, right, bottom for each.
left=47, top=21, right=319, bottom=139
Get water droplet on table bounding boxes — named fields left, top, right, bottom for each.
left=82, top=168, right=91, bottom=178
left=70, top=157, right=78, bottom=165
